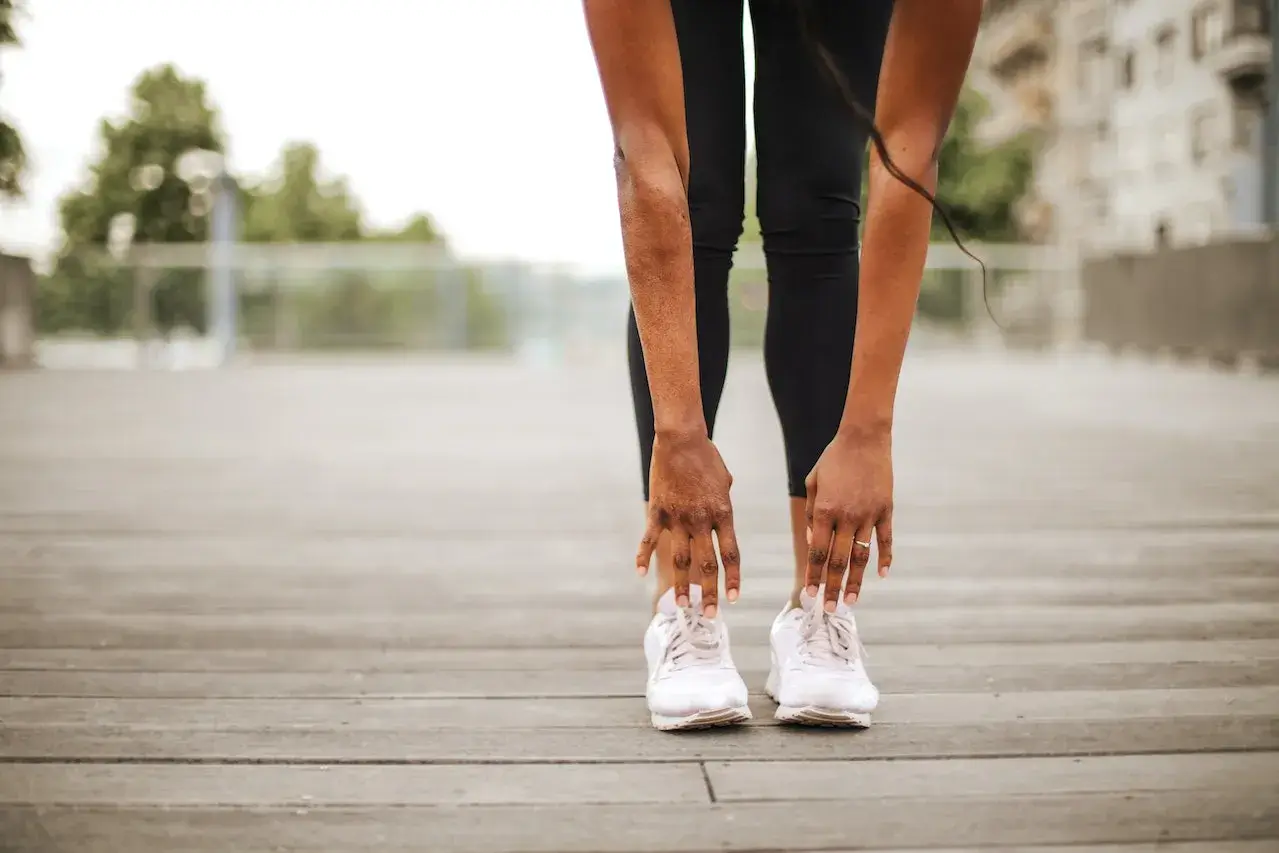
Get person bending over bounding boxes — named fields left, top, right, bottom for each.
left=583, top=0, right=982, bottom=730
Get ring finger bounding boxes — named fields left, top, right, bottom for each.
left=845, top=522, right=874, bottom=605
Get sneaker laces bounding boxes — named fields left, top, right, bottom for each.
left=661, top=607, right=724, bottom=671
left=800, top=605, right=867, bottom=668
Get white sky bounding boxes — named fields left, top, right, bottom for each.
left=0, top=0, right=756, bottom=274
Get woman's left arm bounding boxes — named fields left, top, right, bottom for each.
left=804, top=0, right=982, bottom=610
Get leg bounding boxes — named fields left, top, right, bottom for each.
left=752, top=0, right=892, bottom=728
left=628, top=0, right=747, bottom=608
left=750, top=0, right=893, bottom=603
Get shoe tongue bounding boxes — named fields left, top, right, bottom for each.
left=800, top=589, right=850, bottom=619
left=657, top=585, right=703, bottom=616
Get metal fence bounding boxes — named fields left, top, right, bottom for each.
left=1081, top=233, right=1279, bottom=363
left=31, top=240, right=1077, bottom=366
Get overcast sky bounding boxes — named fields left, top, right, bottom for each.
left=0, top=0, right=761, bottom=273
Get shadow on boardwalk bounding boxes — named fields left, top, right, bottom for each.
left=1, top=350, right=1277, bottom=852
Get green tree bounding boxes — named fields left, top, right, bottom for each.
left=0, top=0, right=27, bottom=198
left=366, top=213, right=444, bottom=244
left=41, top=64, right=225, bottom=333
left=932, top=87, right=1034, bottom=242
left=241, top=142, right=362, bottom=243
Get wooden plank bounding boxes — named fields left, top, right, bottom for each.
left=2, top=528, right=1277, bottom=572
left=7, top=573, right=1279, bottom=611
left=3, top=688, right=1275, bottom=731
left=7, top=657, right=1277, bottom=698
left=0, top=762, right=708, bottom=806
left=3, top=791, right=1275, bottom=852
left=6, top=639, right=1275, bottom=672
left=3, top=754, right=1270, bottom=807
left=3, top=602, right=1275, bottom=648
left=806, top=846, right=1279, bottom=853
left=3, top=717, right=1273, bottom=763
left=706, top=753, right=1279, bottom=801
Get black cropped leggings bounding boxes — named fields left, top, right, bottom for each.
left=629, top=0, right=894, bottom=500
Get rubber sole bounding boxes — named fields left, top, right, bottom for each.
left=774, top=704, right=871, bottom=728
left=765, top=669, right=873, bottom=728
left=650, top=705, right=752, bottom=731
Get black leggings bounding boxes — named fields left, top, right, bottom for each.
left=629, top=0, right=894, bottom=500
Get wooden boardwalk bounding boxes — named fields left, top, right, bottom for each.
left=1, top=350, right=1277, bottom=852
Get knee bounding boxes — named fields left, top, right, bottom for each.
left=688, top=183, right=744, bottom=257
left=757, top=176, right=862, bottom=256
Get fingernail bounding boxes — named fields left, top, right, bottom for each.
left=845, top=592, right=858, bottom=605
left=805, top=527, right=812, bottom=544
left=636, top=564, right=647, bottom=577
left=727, top=589, right=739, bottom=602
left=677, top=595, right=689, bottom=608
left=824, top=600, right=836, bottom=613
left=806, top=585, right=818, bottom=598
left=704, top=604, right=717, bottom=618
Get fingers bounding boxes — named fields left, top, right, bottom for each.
left=669, top=526, right=692, bottom=607
left=692, top=531, right=719, bottom=617
left=806, top=513, right=833, bottom=597
left=715, top=517, right=741, bottom=605
left=636, top=514, right=661, bottom=577
left=876, top=511, right=893, bottom=578
left=825, top=525, right=853, bottom=612
left=845, top=521, right=874, bottom=605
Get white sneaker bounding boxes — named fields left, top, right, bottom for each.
left=766, top=589, right=878, bottom=726
left=643, top=585, right=751, bottom=731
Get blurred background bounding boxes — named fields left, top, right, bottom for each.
left=1, top=4, right=1278, bottom=848
left=2, top=0, right=1272, bottom=369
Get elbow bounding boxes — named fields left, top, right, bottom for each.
left=613, top=121, right=689, bottom=198
left=613, top=123, right=691, bottom=246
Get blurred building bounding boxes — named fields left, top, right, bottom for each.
left=974, top=0, right=1273, bottom=256
left=972, top=0, right=1062, bottom=245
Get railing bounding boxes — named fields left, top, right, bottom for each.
left=32, top=241, right=1077, bottom=366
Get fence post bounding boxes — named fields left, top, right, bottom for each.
left=0, top=253, right=36, bottom=369
left=132, top=251, right=157, bottom=369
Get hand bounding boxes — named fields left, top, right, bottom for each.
left=637, top=430, right=741, bottom=617
left=804, top=428, right=894, bottom=610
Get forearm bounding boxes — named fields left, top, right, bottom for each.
left=583, top=0, right=704, bottom=439
left=837, top=0, right=980, bottom=438
left=616, top=145, right=705, bottom=438
left=840, top=147, right=937, bottom=437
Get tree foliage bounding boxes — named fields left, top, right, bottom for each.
left=40, top=64, right=225, bottom=334
left=241, top=142, right=362, bottom=243
left=0, top=0, right=27, bottom=198
left=36, top=63, right=466, bottom=345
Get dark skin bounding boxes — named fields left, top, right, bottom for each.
left=584, top=0, right=982, bottom=615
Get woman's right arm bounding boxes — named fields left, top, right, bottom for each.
left=584, top=0, right=740, bottom=612
left=583, top=0, right=704, bottom=439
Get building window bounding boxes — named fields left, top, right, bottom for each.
left=1233, top=98, right=1264, bottom=150
left=1190, top=106, right=1217, bottom=163
left=1118, top=49, right=1137, bottom=89
left=1234, top=0, right=1271, bottom=35
left=1154, top=27, right=1177, bottom=86
left=1191, top=4, right=1223, bottom=59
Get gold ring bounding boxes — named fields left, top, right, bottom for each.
left=854, top=540, right=871, bottom=548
